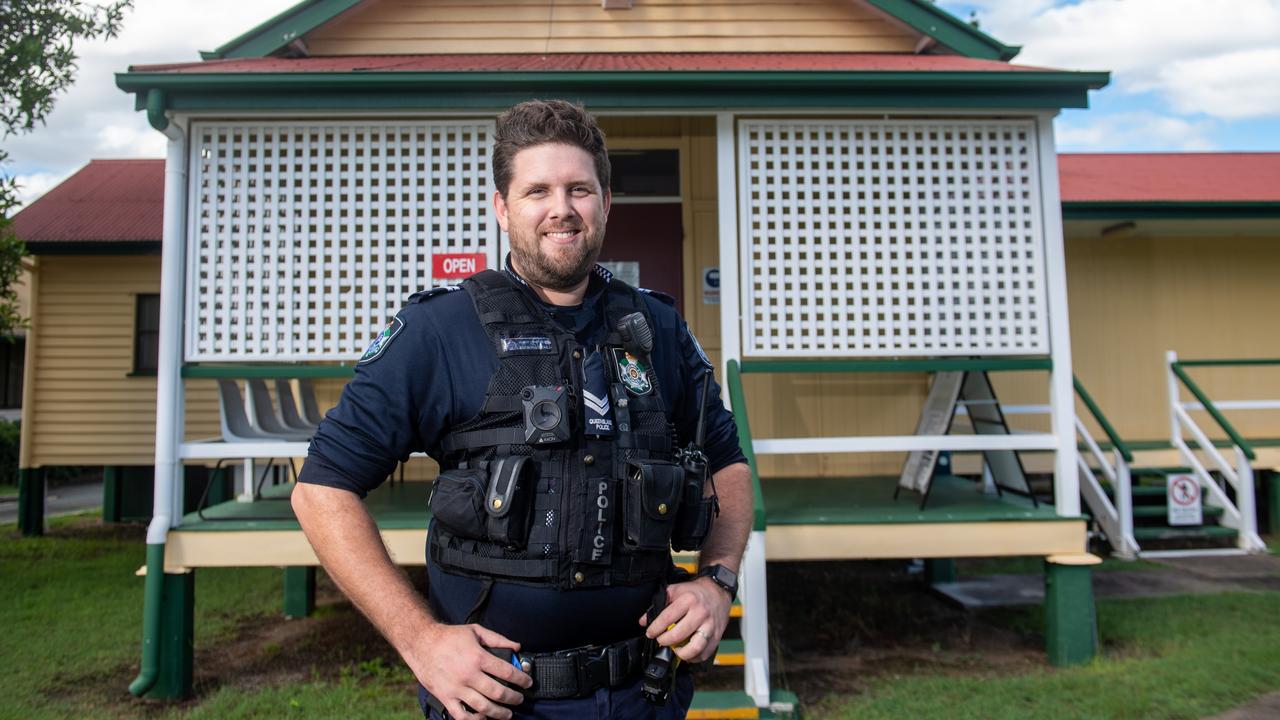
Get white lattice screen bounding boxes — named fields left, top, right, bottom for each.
left=738, top=119, right=1049, bottom=357
left=186, top=120, right=497, bottom=361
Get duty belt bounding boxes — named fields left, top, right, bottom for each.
left=521, top=636, right=646, bottom=700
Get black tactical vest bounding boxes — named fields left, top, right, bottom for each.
left=428, top=270, right=681, bottom=590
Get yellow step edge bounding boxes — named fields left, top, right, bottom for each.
left=687, top=709, right=759, bottom=720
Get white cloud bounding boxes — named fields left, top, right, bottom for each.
left=954, top=0, right=1280, bottom=120
left=1158, top=48, right=1280, bottom=119
left=4, top=0, right=297, bottom=205
left=1055, top=111, right=1217, bottom=152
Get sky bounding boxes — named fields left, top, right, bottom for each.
left=6, top=0, right=1280, bottom=210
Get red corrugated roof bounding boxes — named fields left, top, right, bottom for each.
left=1059, top=153, right=1280, bottom=204
left=131, top=53, right=1052, bottom=74
left=11, top=159, right=164, bottom=243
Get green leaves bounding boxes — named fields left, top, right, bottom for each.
left=0, top=1, right=133, bottom=336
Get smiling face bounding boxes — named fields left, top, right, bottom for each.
left=494, top=142, right=611, bottom=292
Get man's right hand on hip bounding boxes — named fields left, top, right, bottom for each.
left=411, top=623, right=533, bottom=720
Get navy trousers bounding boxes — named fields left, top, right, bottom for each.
left=420, top=670, right=694, bottom=719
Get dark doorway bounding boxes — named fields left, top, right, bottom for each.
left=599, top=203, right=684, bottom=311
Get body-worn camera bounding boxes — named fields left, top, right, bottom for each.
left=522, top=385, right=571, bottom=445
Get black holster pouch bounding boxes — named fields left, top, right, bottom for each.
left=428, top=457, right=534, bottom=547
left=624, top=460, right=684, bottom=550
left=671, top=456, right=718, bottom=552
left=484, top=456, right=533, bottom=546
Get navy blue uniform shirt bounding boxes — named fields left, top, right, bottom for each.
left=300, top=262, right=746, bottom=651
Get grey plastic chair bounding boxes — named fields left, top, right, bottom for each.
left=275, top=378, right=318, bottom=432
left=297, top=379, right=325, bottom=427
left=247, top=379, right=312, bottom=441
left=216, top=379, right=277, bottom=443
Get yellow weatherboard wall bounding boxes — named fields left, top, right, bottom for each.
left=304, top=0, right=920, bottom=55
left=25, top=256, right=219, bottom=467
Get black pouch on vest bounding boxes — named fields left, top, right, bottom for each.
left=671, top=456, right=718, bottom=552
left=624, top=460, right=683, bottom=550
left=671, top=495, right=717, bottom=552
left=484, top=456, right=534, bottom=547
left=428, top=468, right=489, bottom=540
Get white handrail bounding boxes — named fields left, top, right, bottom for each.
left=1075, top=416, right=1117, bottom=485
left=1170, top=436, right=1243, bottom=528
left=1173, top=404, right=1240, bottom=487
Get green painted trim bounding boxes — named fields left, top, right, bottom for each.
left=1170, top=363, right=1256, bottom=460
left=1044, top=560, right=1097, bottom=667
left=182, top=364, right=354, bottom=379
left=1175, top=358, right=1280, bottom=368
left=738, top=358, right=1051, bottom=374
left=103, top=466, right=122, bottom=523
left=1267, top=472, right=1280, bottom=535
left=866, top=0, right=1020, bottom=61
left=17, top=468, right=44, bottom=537
left=150, top=570, right=195, bottom=699
left=205, top=0, right=363, bottom=59
left=1073, top=377, right=1133, bottom=462
left=726, top=360, right=767, bottom=532
left=1061, top=201, right=1280, bottom=221
left=115, top=69, right=1109, bottom=112
left=129, top=543, right=167, bottom=697
left=924, top=558, right=957, bottom=584
left=283, top=566, right=316, bottom=618
left=146, top=88, right=168, bottom=132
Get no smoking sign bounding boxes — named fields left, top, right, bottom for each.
left=1166, top=474, right=1202, bottom=526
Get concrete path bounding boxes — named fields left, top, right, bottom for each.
left=933, top=554, right=1280, bottom=609
left=0, top=482, right=102, bottom=526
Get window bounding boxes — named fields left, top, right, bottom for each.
left=134, top=294, right=160, bottom=374
left=0, top=336, right=24, bottom=408
left=608, top=149, right=679, bottom=197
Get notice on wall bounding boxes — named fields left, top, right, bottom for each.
left=1167, top=474, right=1203, bottom=526
left=601, top=260, right=640, bottom=288
left=702, top=267, right=720, bottom=305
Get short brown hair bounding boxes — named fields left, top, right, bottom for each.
left=492, top=100, right=610, bottom=197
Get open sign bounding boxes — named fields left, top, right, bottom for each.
left=432, top=253, right=487, bottom=279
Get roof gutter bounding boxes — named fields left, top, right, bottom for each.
left=117, top=68, right=1111, bottom=111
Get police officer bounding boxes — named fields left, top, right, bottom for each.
left=292, top=100, right=752, bottom=720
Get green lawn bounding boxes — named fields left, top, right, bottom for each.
left=808, top=592, right=1280, bottom=719
left=3, top=516, right=1278, bottom=719
left=0, top=483, right=17, bottom=498
left=1, top=514, right=284, bottom=719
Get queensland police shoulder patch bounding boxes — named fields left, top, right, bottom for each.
left=359, top=317, right=404, bottom=364
left=612, top=348, right=653, bottom=396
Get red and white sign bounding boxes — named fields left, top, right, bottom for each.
left=1167, top=473, right=1203, bottom=526
left=432, top=253, right=487, bottom=279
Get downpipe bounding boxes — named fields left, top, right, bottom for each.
left=131, top=93, right=187, bottom=697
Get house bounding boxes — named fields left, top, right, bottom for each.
left=13, top=0, right=1182, bottom=714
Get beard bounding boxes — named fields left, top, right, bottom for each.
left=508, top=222, right=605, bottom=291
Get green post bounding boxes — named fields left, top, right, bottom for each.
left=283, top=566, right=316, bottom=619
left=103, top=466, right=122, bottom=523
left=1267, top=471, right=1280, bottom=535
left=925, top=558, right=957, bottom=585
left=17, top=468, right=45, bottom=537
left=1044, top=558, right=1098, bottom=666
left=147, top=570, right=195, bottom=700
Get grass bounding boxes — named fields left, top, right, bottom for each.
left=0, top=483, right=17, bottom=497
left=3, top=516, right=1277, bottom=719
left=0, top=514, right=283, bottom=720
left=808, top=592, right=1280, bottom=719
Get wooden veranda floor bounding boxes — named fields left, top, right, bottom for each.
left=159, top=475, right=1086, bottom=571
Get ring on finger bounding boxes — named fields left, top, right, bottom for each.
left=696, top=629, right=712, bottom=641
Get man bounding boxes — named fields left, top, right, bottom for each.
left=292, top=100, right=752, bottom=720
